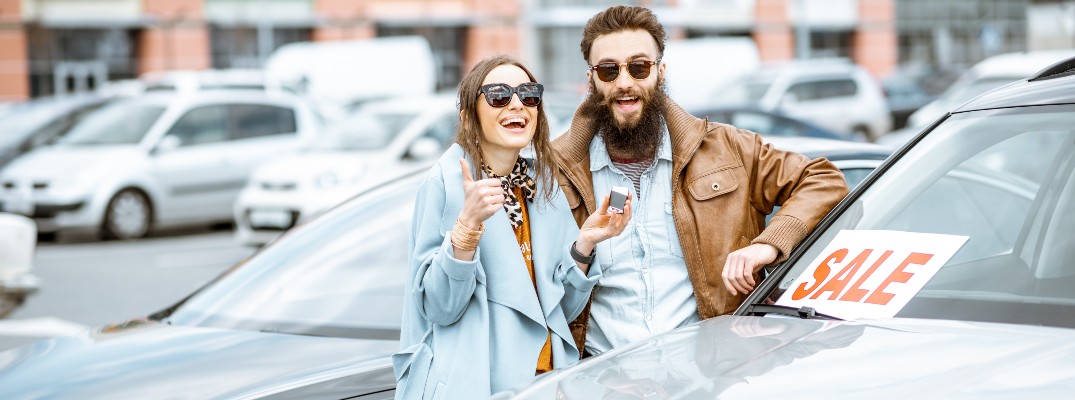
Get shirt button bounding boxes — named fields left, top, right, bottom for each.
left=646, top=315, right=653, bottom=321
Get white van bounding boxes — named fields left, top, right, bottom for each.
left=263, top=36, right=437, bottom=122
left=906, top=50, right=1075, bottom=129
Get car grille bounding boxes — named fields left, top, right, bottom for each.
left=260, top=182, right=297, bottom=191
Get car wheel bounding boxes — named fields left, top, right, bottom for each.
left=0, top=293, right=26, bottom=319
left=102, top=189, right=152, bottom=240
left=852, top=125, right=874, bottom=142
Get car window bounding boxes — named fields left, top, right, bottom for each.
left=787, top=79, right=857, bottom=101
left=730, top=111, right=802, bottom=137
left=58, top=102, right=165, bottom=146
left=768, top=105, right=1075, bottom=328
left=421, top=112, right=458, bottom=148
left=165, top=105, right=230, bottom=146
left=164, top=174, right=420, bottom=338
left=231, top=104, right=298, bottom=140
left=305, top=110, right=417, bottom=152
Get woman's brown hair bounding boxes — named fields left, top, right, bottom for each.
left=456, top=55, right=555, bottom=202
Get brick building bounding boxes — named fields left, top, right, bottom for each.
left=0, top=0, right=898, bottom=100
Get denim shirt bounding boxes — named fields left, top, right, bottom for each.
left=585, top=128, right=700, bottom=355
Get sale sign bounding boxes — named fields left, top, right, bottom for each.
left=775, top=230, right=968, bottom=320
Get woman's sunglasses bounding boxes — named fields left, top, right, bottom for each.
left=478, top=82, right=544, bottom=108
left=588, top=60, right=660, bottom=82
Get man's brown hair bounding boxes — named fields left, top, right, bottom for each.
left=455, top=55, right=554, bottom=201
left=580, top=5, right=667, bottom=64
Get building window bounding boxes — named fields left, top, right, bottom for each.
left=377, top=26, right=466, bottom=91
left=26, top=26, right=139, bottom=97
left=809, top=31, right=853, bottom=59
left=538, top=27, right=588, bottom=93
left=210, top=25, right=311, bottom=69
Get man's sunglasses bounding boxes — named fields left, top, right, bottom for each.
left=588, top=60, right=660, bottom=82
left=478, top=82, right=544, bottom=108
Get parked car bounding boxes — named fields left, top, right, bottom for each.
left=0, top=93, right=113, bottom=168
left=236, top=91, right=583, bottom=247
left=497, top=56, right=1075, bottom=399
left=0, top=135, right=888, bottom=399
left=713, top=59, right=891, bottom=142
left=881, top=74, right=934, bottom=130
left=233, top=94, right=458, bottom=247
left=905, top=49, right=1075, bottom=130
left=0, top=213, right=40, bottom=318
left=690, top=106, right=857, bottom=141
left=0, top=90, right=319, bottom=240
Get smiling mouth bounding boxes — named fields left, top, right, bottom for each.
left=500, top=116, right=529, bottom=130
left=616, top=96, right=640, bottom=107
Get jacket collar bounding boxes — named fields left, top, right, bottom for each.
left=554, top=97, right=710, bottom=211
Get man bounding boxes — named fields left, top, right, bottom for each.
left=553, top=5, right=849, bottom=356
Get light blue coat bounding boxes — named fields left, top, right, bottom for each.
left=393, top=144, right=601, bottom=400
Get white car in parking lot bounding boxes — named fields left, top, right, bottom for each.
left=233, top=94, right=458, bottom=246
left=0, top=90, right=319, bottom=240
left=715, top=59, right=891, bottom=141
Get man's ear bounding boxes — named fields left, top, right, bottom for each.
left=586, top=70, right=592, bottom=83
left=658, top=61, right=666, bottom=79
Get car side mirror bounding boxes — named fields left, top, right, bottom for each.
left=406, top=137, right=441, bottom=160
left=155, top=135, right=181, bottom=154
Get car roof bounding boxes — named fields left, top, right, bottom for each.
left=968, top=50, right=1075, bottom=78
left=954, top=56, right=1075, bottom=112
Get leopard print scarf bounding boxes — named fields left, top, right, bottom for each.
left=483, top=157, right=536, bottom=229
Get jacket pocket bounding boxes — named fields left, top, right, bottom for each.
left=392, top=333, right=434, bottom=400
left=687, top=166, right=740, bottom=201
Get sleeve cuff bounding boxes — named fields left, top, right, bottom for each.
left=752, top=215, right=809, bottom=263
left=438, top=231, right=480, bottom=281
left=558, top=247, right=602, bottom=292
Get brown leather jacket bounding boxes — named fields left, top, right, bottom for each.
left=552, top=100, right=850, bottom=352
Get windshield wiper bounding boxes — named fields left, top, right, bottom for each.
left=743, top=304, right=844, bottom=321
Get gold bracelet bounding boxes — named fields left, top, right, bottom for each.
left=451, top=219, right=484, bottom=251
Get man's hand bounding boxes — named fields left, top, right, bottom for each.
left=721, top=243, right=779, bottom=295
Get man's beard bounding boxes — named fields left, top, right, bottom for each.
left=579, top=77, right=668, bottom=161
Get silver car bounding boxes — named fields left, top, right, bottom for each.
left=0, top=90, right=319, bottom=240
left=499, top=57, right=1075, bottom=399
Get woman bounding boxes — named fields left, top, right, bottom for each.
left=393, top=55, right=632, bottom=399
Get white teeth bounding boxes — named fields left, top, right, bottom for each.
left=499, top=117, right=527, bottom=127
left=617, top=97, right=638, bottom=101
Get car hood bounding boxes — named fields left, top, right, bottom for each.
left=0, top=320, right=398, bottom=399
left=1, top=146, right=143, bottom=180
left=505, top=316, right=1075, bottom=399
left=249, top=151, right=386, bottom=184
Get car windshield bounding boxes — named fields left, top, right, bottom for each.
left=0, top=98, right=96, bottom=149
left=58, top=102, right=165, bottom=146
left=764, top=105, right=1075, bottom=329
left=715, top=78, right=772, bottom=105
left=303, top=110, right=417, bottom=151
left=163, top=174, right=419, bottom=339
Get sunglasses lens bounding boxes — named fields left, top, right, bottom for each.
left=483, top=85, right=512, bottom=107
left=518, top=84, right=542, bottom=107
left=595, top=63, right=619, bottom=82
left=628, top=61, right=652, bottom=79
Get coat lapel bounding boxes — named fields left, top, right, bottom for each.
left=480, top=197, right=548, bottom=327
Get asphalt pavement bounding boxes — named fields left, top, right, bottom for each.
left=0, top=228, right=256, bottom=351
